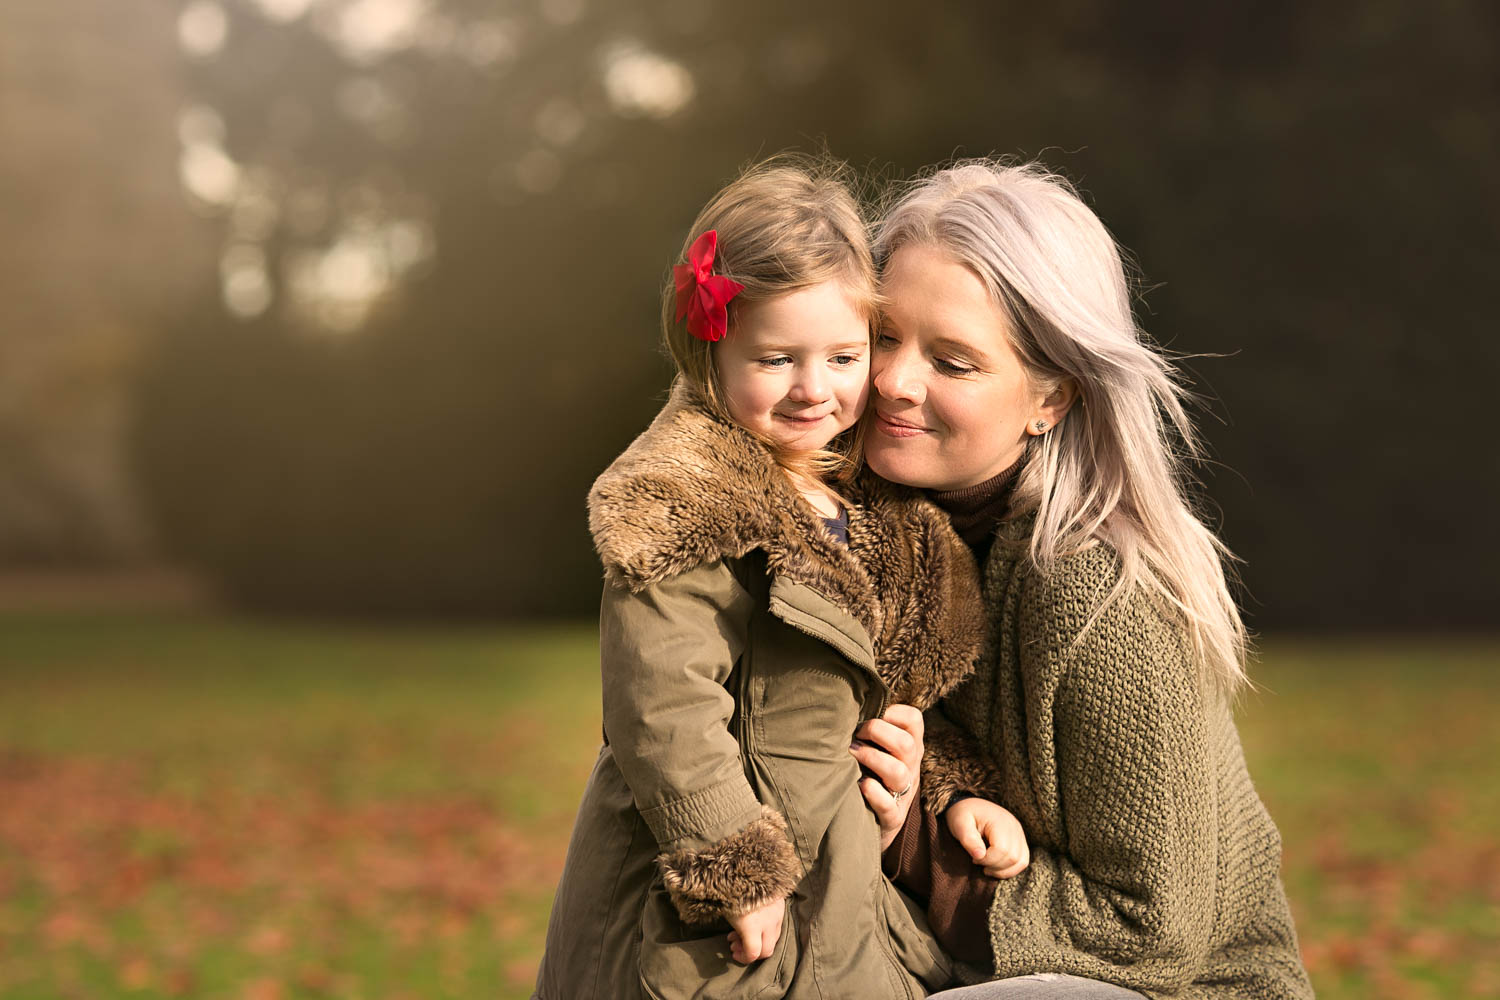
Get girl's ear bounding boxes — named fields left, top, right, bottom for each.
left=1025, top=378, right=1079, bottom=436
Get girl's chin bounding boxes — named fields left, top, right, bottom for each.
left=767, top=432, right=839, bottom=453
left=765, top=421, right=852, bottom=453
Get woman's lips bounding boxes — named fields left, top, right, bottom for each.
left=874, top=412, right=929, bottom=438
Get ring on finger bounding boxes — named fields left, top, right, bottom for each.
left=889, top=780, right=914, bottom=801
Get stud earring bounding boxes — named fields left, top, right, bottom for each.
left=1033, top=420, right=1048, bottom=432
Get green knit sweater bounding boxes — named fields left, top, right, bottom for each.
left=932, top=516, right=1313, bottom=999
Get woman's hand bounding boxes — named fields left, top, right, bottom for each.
left=852, top=703, right=924, bottom=849
left=727, top=895, right=785, bottom=963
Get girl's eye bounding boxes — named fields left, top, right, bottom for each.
left=934, top=357, right=974, bottom=376
left=831, top=354, right=861, bottom=367
left=759, top=356, right=792, bottom=368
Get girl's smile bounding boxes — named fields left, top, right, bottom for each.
left=714, top=280, right=871, bottom=453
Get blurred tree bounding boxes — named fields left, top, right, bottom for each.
left=127, top=0, right=1498, bottom=624
left=0, top=0, right=207, bottom=562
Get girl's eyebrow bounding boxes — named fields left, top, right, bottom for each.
left=753, top=340, right=869, bottom=354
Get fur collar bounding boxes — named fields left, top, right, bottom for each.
left=588, top=382, right=984, bottom=708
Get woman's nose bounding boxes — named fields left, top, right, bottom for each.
left=872, top=350, right=923, bottom=404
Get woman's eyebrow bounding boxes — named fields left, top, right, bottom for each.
left=930, top=336, right=993, bottom=362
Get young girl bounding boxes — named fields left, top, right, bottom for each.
left=532, top=157, right=990, bottom=1000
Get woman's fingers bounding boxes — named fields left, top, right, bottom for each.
left=854, top=704, right=924, bottom=849
left=882, top=702, right=925, bottom=742
left=859, top=774, right=911, bottom=851
left=859, top=774, right=898, bottom=820
left=853, top=716, right=919, bottom=768
left=850, top=739, right=911, bottom=795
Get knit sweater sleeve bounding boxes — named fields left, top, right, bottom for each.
left=986, top=559, right=1217, bottom=994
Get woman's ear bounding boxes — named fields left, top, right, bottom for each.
left=1025, top=378, right=1079, bottom=436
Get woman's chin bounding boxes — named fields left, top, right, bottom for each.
left=864, top=439, right=938, bottom=488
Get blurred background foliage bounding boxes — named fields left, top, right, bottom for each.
left=3, top=0, right=1498, bottom=618
left=4, top=4, right=1499, bottom=998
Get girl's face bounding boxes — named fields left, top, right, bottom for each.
left=866, top=244, right=1060, bottom=491
left=714, top=280, right=871, bottom=453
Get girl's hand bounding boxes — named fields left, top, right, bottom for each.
left=945, top=797, right=1030, bottom=878
left=852, top=704, right=923, bottom=849
left=727, top=895, right=785, bottom=964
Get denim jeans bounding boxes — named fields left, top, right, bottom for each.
left=929, top=973, right=1147, bottom=998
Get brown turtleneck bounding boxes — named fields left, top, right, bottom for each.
left=881, top=457, right=1021, bottom=965
left=927, top=459, right=1022, bottom=564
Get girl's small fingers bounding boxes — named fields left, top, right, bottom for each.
left=743, top=926, right=763, bottom=962
left=957, top=830, right=987, bottom=861
left=986, top=850, right=1030, bottom=879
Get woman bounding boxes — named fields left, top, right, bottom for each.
left=856, top=161, right=1314, bottom=999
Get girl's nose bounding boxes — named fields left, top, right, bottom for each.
left=789, top=365, right=830, bottom=403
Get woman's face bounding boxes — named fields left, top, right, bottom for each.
left=714, top=280, right=871, bottom=453
left=866, top=244, right=1051, bottom=491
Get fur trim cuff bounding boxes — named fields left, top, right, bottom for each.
left=922, top=724, right=1006, bottom=818
left=658, top=806, right=801, bottom=925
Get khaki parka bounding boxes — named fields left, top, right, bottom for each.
left=533, top=384, right=985, bottom=1000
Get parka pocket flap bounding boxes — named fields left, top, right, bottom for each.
left=638, top=882, right=795, bottom=1000
left=766, top=578, right=877, bottom=675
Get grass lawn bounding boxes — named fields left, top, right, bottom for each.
left=1, top=612, right=1496, bottom=999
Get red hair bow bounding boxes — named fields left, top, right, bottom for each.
left=673, top=230, right=745, bottom=342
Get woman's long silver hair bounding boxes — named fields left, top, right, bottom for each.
left=877, top=160, right=1249, bottom=695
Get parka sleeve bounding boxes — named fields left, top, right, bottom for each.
left=599, top=559, right=801, bottom=925
left=983, top=576, right=1217, bottom=992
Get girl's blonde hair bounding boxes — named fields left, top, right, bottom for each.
left=663, top=154, right=878, bottom=486
left=877, top=159, right=1250, bottom=696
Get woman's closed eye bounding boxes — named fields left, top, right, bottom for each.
left=876, top=330, right=973, bottom=375
left=934, top=356, right=975, bottom=376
